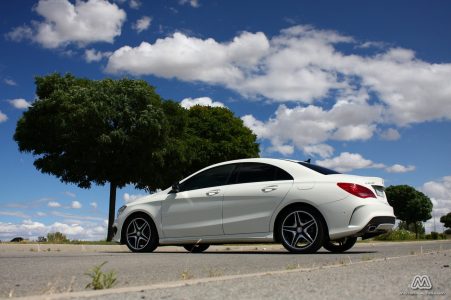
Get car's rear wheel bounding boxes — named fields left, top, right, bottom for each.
left=124, top=213, right=158, bottom=253
left=323, top=237, right=357, bottom=253
left=278, top=206, right=325, bottom=254
left=183, top=244, right=210, bottom=253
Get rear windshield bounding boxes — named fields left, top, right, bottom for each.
left=298, top=162, right=341, bottom=175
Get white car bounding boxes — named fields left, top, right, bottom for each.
left=113, top=158, right=395, bottom=253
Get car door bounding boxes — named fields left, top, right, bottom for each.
left=222, top=163, right=293, bottom=235
left=161, top=164, right=236, bottom=238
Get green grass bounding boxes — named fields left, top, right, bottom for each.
left=85, top=261, right=117, bottom=290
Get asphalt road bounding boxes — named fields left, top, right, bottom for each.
left=0, top=241, right=450, bottom=299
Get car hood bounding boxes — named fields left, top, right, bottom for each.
left=126, top=188, right=169, bottom=206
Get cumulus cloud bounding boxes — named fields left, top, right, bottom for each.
left=242, top=102, right=381, bottom=158
left=106, top=31, right=270, bottom=83
left=420, top=176, right=451, bottom=233
left=0, top=111, right=7, bottom=123
left=0, top=219, right=107, bottom=241
left=105, top=25, right=451, bottom=154
left=316, top=152, right=385, bottom=173
left=379, top=128, right=401, bottom=141
left=8, top=98, right=31, bottom=109
left=47, top=201, right=61, bottom=208
left=315, top=152, right=415, bottom=173
left=179, top=0, right=200, bottom=8
left=385, top=164, right=415, bottom=173
left=71, top=201, right=82, bottom=209
left=132, top=16, right=152, bottom=33
left=84, top=48, right=112, bottom=63
left=7, top=0, right=126, bottom=48
left=4, top=78, right=17, bottom=86
left=129, top=0, right=141, bottom=9
left=180, top=97, right=225, bottom=109
left=90, top=202, right=98, bottom=209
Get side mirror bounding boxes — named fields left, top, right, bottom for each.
left=170, top=181, right=180, bottom=193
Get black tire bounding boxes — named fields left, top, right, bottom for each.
left=278, top=206, right=325, bottom=254
left=123, top=213, right=159, bottom=253
left=323, top=237, right=357, bottom=253
left=183, top=244, right=210, bottom=253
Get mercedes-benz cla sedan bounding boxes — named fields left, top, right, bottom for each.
left=113, top=158, right=395, bottom=253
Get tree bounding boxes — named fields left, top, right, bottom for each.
left=183, top=105, right=260, bottom=176
left=14, top=74, right=260, bottom=241
left=398, top=221, right=425, bottom=235
left=385, top=185, right=433, bottom=238
left=15, top=73, right=171, bottom=241
left=440, top=212, right=451, bottom=229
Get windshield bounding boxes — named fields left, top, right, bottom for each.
left=298, top=162, right=341, bottom=175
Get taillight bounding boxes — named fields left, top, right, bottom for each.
left=337, top=183, right=376, bottom=198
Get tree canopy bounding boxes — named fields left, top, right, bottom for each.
left=385, top=185, right=433, bottom=237
left=14, top=73, right=259, bottom=240
left=440, top=212, right=451, bottom=229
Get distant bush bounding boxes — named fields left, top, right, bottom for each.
left=47, top=232, right=69, bottom=243
left=425, top=232, right=447, bottom=240
left=37, top=236, right=47, bottom=243
left=374, top=229, right=416, bottom=241
left=445, top=229, right=451, bottom=235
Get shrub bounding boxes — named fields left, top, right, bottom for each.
left=37, top=236, right=47, bottom=242
left=47, top=232, right=69, bottom=243
left=374, top=229, right=416, bottom=241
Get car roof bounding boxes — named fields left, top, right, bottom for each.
left=186, top=157, right=323, bottom=180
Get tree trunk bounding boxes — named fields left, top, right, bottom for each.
left=414, top=222, right=418, bottom=239
left=106, top=182, right=117, bottom=241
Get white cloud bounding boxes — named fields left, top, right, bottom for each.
left=316, top=152, right=385, bottom=173
left=71, top=201, right=82, bottom=209
left=129, top=0, right=141, bottom=9
left=36, top=212, right=47, bottom=217
left=420, top=176, right=451, bottom=233
left=315, top=152, right=415, bottom=174
left=4, top=78, right=17, bottom=86
left=8, top=98, right=31, bottom=109
left=179, top=0, right=200, bottom=8
left=104, top=25, right=451, bottom=156
left=0, top=219, right=107, bottom=241
left=379, top=128, right=401, bottom=141
left=123, top=193, right=145, bottom=203
left=385, top=164, right=415, bottom=173
left=242, top=102, right=381, bottom=157
left=0, top=111, right=7, bottom=123
left=90, top=202, right=98, bottom=209
left=84, top=49, right=112, bottom=63
left=133, top=16, right=151, bottom=33
left=7, top=0, right=126, bottom=48
left=47, top=201, right=61, bottom=208
left=106, top=31, right=270, bottom=84
left=180, top=97, right=225, bottom=109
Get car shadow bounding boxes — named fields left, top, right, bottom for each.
left=100, top=250, right=378, bottom=255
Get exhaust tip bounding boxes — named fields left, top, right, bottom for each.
left=368, top=225, right=377, bottom=232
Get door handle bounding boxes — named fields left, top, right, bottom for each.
left=206, top=190, right=220, bottom=196
left=261, top=185, right=278, bottom=193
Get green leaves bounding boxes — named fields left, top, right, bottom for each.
left=385, top=185, right=433, bottom=225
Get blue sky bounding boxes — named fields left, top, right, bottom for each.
left=0, top=0, right=450, bottom=240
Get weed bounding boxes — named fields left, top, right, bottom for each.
left=85, top=261, right=117, bottom=290
left=285, top=263, right=300, bottom=270
left=181, top=269, right=194, bottom=280
left=207, top=268, right=223, bottom=277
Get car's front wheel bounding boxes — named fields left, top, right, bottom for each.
left=323, top=237, right=357, bottom=253
left=278, top=206, right=325, bottom=254
left=124, top=213, right=158, bottom=253
left=183, top=244, right=210, bottom=253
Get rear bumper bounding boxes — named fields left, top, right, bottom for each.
left=351, top=216, right=396, bottom=239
